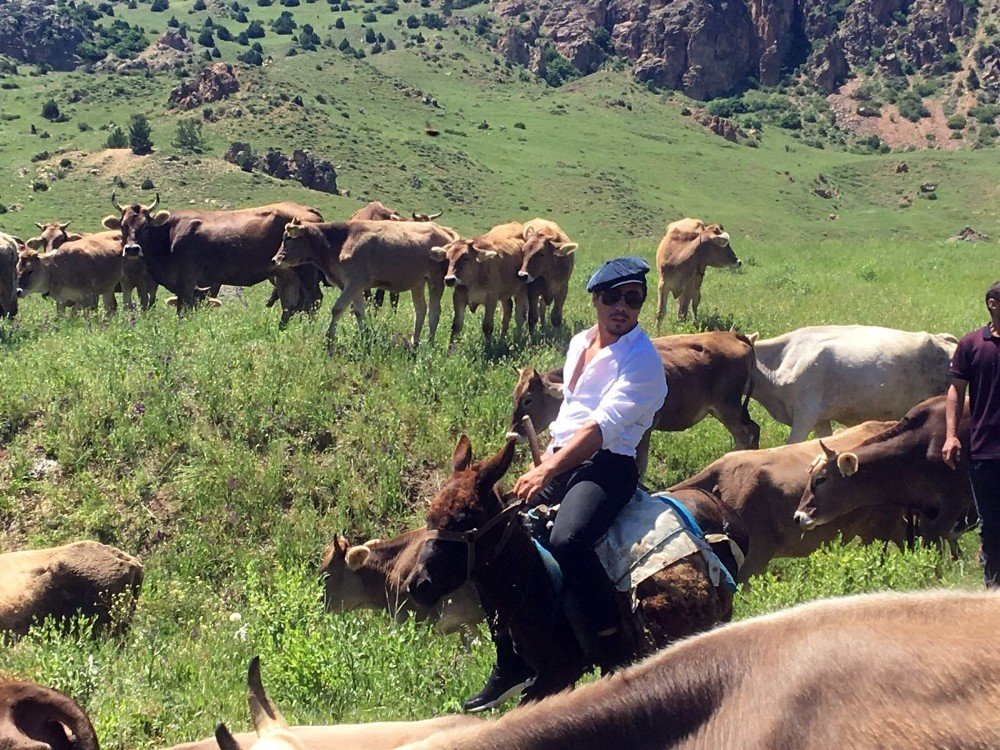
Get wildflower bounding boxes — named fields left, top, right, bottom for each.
left=134, top=402, right=146, bottom=415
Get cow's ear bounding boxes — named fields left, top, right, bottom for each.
left=151, top=210, right=171, bottom=226
left=24, top=237, right=43, bottom=250
left=748, top=331, right=759, bottom=344
left=345, top=545, right=371, bottom=571
left=710, top=231, right=731, bottom=246
left=429, top=246, right=447, bottom=261
left=476, top=437, right=517, bottom=492
left=64, top=232, right=83, bottom=242
left=553, top=241, right=578, bottom=256
left=837, top=452, right=859, bottom=477
left=285, top=223, right=303, bottom=239
left=102, top=215, right=121, bottom=230
left=523, top=226, right=536, bottom=239
left=452, top=434, right=473, bottom=473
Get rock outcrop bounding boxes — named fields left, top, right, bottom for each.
left=168, top=63, right=240, bottom=109
left=223, top=143, right=338, bottom=194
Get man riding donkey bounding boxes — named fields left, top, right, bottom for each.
left=463, top=257, right=668, bottom=712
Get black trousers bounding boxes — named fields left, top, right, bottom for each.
left=969, top=459, right=1000, bottom=588
left=533, top=449, right=639, bottom=632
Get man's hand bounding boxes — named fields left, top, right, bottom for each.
left=512, top=462, right=556, bottom=503
left=942, top=436, right=962, bottom=470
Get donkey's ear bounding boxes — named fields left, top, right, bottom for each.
left=452, top=434, right=473, bottom=473
left=476, top=437, right=517, bottom=492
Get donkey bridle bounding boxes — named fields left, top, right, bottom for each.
left=426, top=497, right=526, bottom=579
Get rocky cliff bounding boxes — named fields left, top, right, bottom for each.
left=493, top=0, right=991, bottom=99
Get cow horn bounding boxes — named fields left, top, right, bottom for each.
left=59, top=221, right=71, bottom=229
left=16, top=686, right=100, bottom=750
left=111, top=190, right=123, bottom=212
left=247, top=656, right=288, bottom=734
left=818, top=439, right=836, bottom=460
left=34, top=222, right=44, bottom=230
left=428, top=211, right=443, bottom=220
left=145, top=193, right=160, bottom=212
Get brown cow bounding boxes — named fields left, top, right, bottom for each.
left=510, top=331, right=760, bottom=477
left=670, top=421, right=904, bottom=581
left=654, top=218, right=740, bottom=326
left=17, top=233, right=124, bottom=314
left=348, top=201, right=443, bottom=223
left=399, top=590, right=1000, bottom=749
left=319, top=531, right=482, bottom=635
left=0, top=541, right=143, bottom=635
left=26, top=222, right=157, bottom=310
left=102, top=194, right=323, bottom=323
left=430, top=222, right=529, bottom=342
left=794, top=395, right=974, bottom=546
left=273, top=219, right=457, bottom=347
left=517, top=218, right=577, bottom=330
left=0, top=232, right=20, bottom=318
left=0, top=679, right=98, bottom=750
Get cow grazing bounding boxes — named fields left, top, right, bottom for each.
left=204, top=657, right=478, bottom=750
left=430, top=222, right=528, bottom=342
left=26, top=222, right=157, bottom=310
left=750, top=325, right=958, bottom=443
left=399, top=590, right=1000, bottom=750
left=102, top=194, right=323, bottom=322
left=0, top=541, right=143, bottom=635
left=0, top=679, right=98, bottom=750
left=654, top=218, right=740, bottom=325
left=517, top=218, right=577, bottom=330
left=0, top=232, right=21, bottom=318
left=273, top=219, right=457, bottom=347
left=510, top=331, right=760, bottom=476
left=319, top=531, right=482, bottom=635
left=17, top=233, right=125, bottom=314
left=795, top=395, right=974, bottom=546
left=670, top=421, right=902, bottom=580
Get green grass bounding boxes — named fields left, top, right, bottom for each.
left=0, top=4, right=996, bottom=747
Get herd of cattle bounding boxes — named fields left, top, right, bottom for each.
left=1, top=196, right=995, bottom=747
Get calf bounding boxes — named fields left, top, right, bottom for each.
left=17, top=234, right=124, bottom=314
left=655, top=217, right=740, bottom=325
left=670, top=421, right=902, bottom=580
left=795, top=395, right=974, bottom=546
left=0, top=232, right=20, bottom=318
left=751, top=324, right=957, bottom=443
left=510, top=331, right=760, bottom=476
left=319, top=530, right=481, bottom=635
left=517, top=218, right=577, bottom=330
left=273, top=219, right=457, bottom=347
left=430, top=222, right=528, bottom=342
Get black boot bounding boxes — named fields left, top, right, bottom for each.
left=462, top=658, right=537, bottom=713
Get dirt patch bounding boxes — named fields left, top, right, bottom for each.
left=827, top=79, right=963, bottom=151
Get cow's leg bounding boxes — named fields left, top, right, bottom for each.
left=551, top=286, right=567, bottom=329
left=102, top=291, right=118, bottom=315
left=813, top=420, right=833, bottom=438
left=390, top=291, right=400, bottom=310
left=635, top=429, right=652, bottom=481
left=786, top=409, right=821, bottom=443
left=655, top=276, right=667, bottom=330
left=499, top=297, right=512, bottom=338
left=427, top=278, right=444, bottom=344
left=712, top=401, right=762, bottom=451
left=326, top=281, right=366, bottom=346
left=410, top=282, right=427, bottom=347
left=527, top=290, right=539, bottom=331
left=677, top=289, right=691, bottom=320
left=450, top=287, right=468, bottom=344
left=121, top=283, right=134, bottom=309
left=483, top=296, right=499, bottom=341
left=513, top=289, right=528, bottom=333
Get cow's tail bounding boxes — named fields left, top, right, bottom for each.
left=733, top=330, right=756, bottom=413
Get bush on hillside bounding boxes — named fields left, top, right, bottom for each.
left=194, top=0, right=206, bottom=8
left=246, top=20, right=265, bottom=37
left=365, top=27, right=376, bottom=42
left=540, top=44, right=578, bottom=87
left=947, top=114, right=967, bottom=129
left=41, top=99, right=62, bottom=121
left=167, top=15, right=180, bottom=26
left=272, top=12, right=297, bottom=34
left=896, top=91, right=929, bottom=122
left=197, top=29, right=215, bottom=46
left=215, top=25, right=232, bottom=41
left=151, top=0, right=169, bottom=10
left=335, top=17, right=345, bottom=28
left=237, top=47, right=263, bottom=65
left=172, top=117, right=204, bottom=153
left=405, top=14, right=420, bottom=28
left=106, top=125, right=128, bottom=148
left=237, top=31, right=249, bottom=44
left=421, top=12, right=444, bottom=29
left=76, top=19, right=149, bottom=61
left=235, top=9, right=248, bottom=22
left=128, top=113, right=153, bottom=154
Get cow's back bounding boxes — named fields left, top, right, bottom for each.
left=340, top=221, right=453, bottom=288
left=0, top=233, right=19, bottom=315
left=46, top=236, right=124, bottom=297
left=656, top=217, right=706, bottom=266
left=522, top=218, right=568, bottom=243
left=474, top=222, right=527, bottom=294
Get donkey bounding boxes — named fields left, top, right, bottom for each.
left=406, top=435, right=745, bottom=700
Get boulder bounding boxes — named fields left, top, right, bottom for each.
left=168, top=62, right=240, bottom=109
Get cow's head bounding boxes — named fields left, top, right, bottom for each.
left=15, top=250, right=51, bottom=297
left=407, top=436, right=517, bottom=607
left=101, top=191, right=170, bottom=258
left=24, top=221, right=82, bottom=252
left=793, top=440, right=861, bottom=530
left=318, top=534, right=383, bottom=613
left=215, top=657, right=305, bottom=750
left=517, top=228, right=577, bottom=283
left=701, top=224, right=740, bottom=269
left=429, top=240, right=496, bottom=287
left=508, top=366, right=564, bottom=439
left=272, top=220, right=315, bottom=268
left=411, top=210, right=443, bottom=222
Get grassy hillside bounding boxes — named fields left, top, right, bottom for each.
left=0, top=2, right=996, bottom=747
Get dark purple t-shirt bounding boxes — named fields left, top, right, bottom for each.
left=950, top=325, right=1000, bottom=460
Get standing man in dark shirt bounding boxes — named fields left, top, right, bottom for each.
left=943, top=280, right=1000, bottom=588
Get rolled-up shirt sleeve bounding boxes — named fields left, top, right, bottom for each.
left=589, top=347, right=668, bottom=452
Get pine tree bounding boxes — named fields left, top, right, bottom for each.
left=128, top=114, right=153, bottom=155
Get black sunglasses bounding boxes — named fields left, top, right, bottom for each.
left=598, top=288, right=645, bottom=310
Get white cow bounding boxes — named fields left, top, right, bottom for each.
left=750, top=325, right=958, bottom=443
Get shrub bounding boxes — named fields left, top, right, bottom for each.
left=362, top=10, right=376, bottom=21
left=197, top=29, right=215, bottom=46
left=334, top=17, right=345, bottom=28
left=167, top=14, right=180, bottom=26
left=385, top=37, right=395, bottom=50
left=246, top=20, right=265, bottom=37
left=238, top=47, right=263, bottom=65
left=151, top=0, right=169, bottom=10
left=237, top=31, right=249, bottom=44
left=896, top=91, right=929, bottom=122
left=947, top=114, right=967, bottom=130
left=215, top=25, right=232, bottom=41
left=256, top=0, right=274, bottom=6
left=128, top=113, right=153, bottom=154
left=140, top=177, right=155, bottom=190
left=106, top=125, right=128, bottom=148
left=421, top=12, right=444, bottom=29
left=235, top=9, right=248, bottom=21
left=41, top=100, right=61, bottom=121
left=365, top=27, right=376, bottom=42
left=405, top=14, right=420, bottom=28
left=194, top=0, right=206, bottom=8
left=272, top=12, right=297, bottom=33
left=540, top=43, right=577, bottom=87
left=173, top=117, right=204, bottom=152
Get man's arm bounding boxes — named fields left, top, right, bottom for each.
left=942, top=377, right=967, bottom=469
left=512, top=421, right=602, bottom=502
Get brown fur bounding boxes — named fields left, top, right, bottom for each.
left=654, top=218, right=739, bottom=324
left=17, top=234, right=125, bottom=314
left=796, top=395, right=974, bottom=544
left=401, top=589, right=1000, bottom=749
left=0, top=232, right=19, bottom=318
left=671, top=421, right=905, bottom=581
left=518, top=219, right=576, bottom=330
left=0, top=679, right=99, bottom=750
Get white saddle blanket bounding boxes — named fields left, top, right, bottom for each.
left=593, top=490, right=715, bottom=594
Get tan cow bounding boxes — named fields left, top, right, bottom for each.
left=0, top=232, right=20, bottom=318
left=0, top=541, right=143, bottom=634
left=17, top=233, right=125, bottom=314
left=206, top=657, right=479, bottom=750
left=654, top=218, right=740, bottom=325
left=273, top=220, right=458, bottom=347
left=348, top=201, right=443, bottom=223
left=0, top=679, right=98, bottom=750
left=26, top=222, right=157, bottom=310
left=399, top=590, right=1000, bottom=749
left=510, top=331, right=760, bottom=477
left=430, top=222, right=528, bottom=343
left=669, top=421, right=903, bottom=581
left=517, top=219, right=577, bottom=330
left=320, top=531, right=482, bottom=635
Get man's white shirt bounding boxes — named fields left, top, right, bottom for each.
left=548, top=324, right=668, bottom=458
